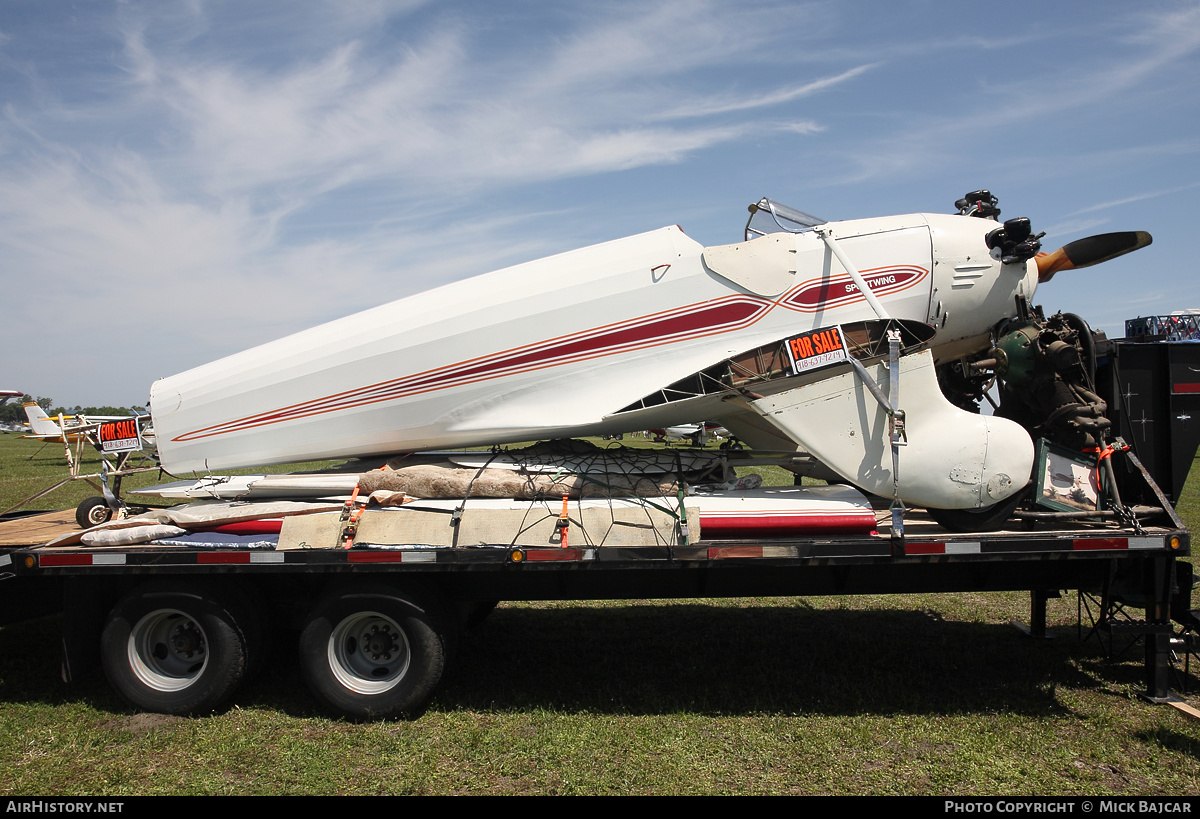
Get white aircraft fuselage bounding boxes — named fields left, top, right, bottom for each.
left=150, top=211, right=1038, bottom=507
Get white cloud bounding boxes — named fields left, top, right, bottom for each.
left=109, top=0, right=839, bottom=202
left=1067, top=180, right=1200, bottom=217
left=655, top=64, right=879, bottom=121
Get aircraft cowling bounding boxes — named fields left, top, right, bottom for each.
left=923, top=213, right=1040, bottom=365
left=746, top=349, right=1034, bottom=509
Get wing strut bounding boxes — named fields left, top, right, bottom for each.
left=814, top=227, right=891, bottom=319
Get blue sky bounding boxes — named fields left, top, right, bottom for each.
left=1, top=0, right=1198, bottom=407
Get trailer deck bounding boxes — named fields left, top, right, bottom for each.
left=4, top=501, right=1185, bottom=572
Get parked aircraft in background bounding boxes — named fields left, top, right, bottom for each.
left=22, top=403, right=153, bottom=448
left=0, top=391, right=26, bottom=432
left=23, top=403, right=121, bottom=444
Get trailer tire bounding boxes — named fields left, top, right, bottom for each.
left=101, top=582, right=250, bottom=715
left=76, top=497, right=112, bottom=528
left=299, top=585, right=447, bottom=721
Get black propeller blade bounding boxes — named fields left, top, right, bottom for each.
left=1036, top=231, right=1152, bottom=283
left=1061, top=231, right=1153, bottom=268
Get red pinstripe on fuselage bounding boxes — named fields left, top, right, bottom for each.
left=173, top=264, right=927, bottom=443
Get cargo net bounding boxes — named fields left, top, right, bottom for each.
left=358, top=439, right=731, bottom=500
left=355, top=440, right=729, bottom=548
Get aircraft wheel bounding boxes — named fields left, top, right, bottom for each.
left=76, top=497, right=112, bottom=528
left=299, top=584, right=449, bottom=721
left=927, top=489, right=1029, bottom=533
left=101, top=582, right=251, bottom=715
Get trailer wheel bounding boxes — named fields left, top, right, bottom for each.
left=101, top=582, right=250, bottom=715
left=76, top=497, right=112, bottom=528
left=299, top=585, right=447, bottom=721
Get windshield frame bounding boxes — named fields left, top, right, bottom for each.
left=744, top=198, right=826, bottom=241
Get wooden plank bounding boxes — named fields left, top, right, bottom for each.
left=0, top=511, right=79, bottom=546
left=1169, top=699, right=1200, bottom=721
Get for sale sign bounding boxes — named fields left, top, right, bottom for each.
left=786, top=325, right=848, bottom=376
left=98, top=417, right=143, bottom=453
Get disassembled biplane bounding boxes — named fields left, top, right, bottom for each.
left=138, top=189, right=1151, bottom=533
left=11, top=190, right=1190, bottom=724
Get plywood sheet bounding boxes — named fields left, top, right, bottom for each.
left=0, top=511, right=79, bottom=546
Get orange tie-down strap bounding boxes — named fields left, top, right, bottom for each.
left=1083, top=442, right=1129, bottom=463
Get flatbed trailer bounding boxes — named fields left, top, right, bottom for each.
left=1, top=493, right=1191, bottom=721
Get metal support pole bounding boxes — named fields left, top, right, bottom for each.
left=1142, top=555, right=1176, bottom=702
left=1014, top=590, right=1055, bottom=639
left=1029, top=590, right=1048, bottom=639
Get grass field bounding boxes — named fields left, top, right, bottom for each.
left=1, top=432, right=1200, bottom=795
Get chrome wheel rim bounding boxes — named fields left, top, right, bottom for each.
left=328, top=612, right=411, bottom=694
left=127, top=609, right=208, bottom=692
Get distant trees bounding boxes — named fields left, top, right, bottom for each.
left=0, top=395, right=36, bottom=425
left=0, top=396, right=146, bottom=426
left=50, top=405, right=143, bottom=417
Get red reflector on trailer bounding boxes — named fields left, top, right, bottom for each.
left=1074, top=538, right=1128, bottom=551
left=905, top=542, right=946, bottom=555
left=524, top=548, right=584, bottom=561
left=347, top=551, right=406, bottom=563
left=39, top=554, right=93, bottom=566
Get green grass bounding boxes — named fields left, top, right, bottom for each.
left=0, top=430, right=342, bottom=517
left=1, top=432, right=1200, bottom=794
